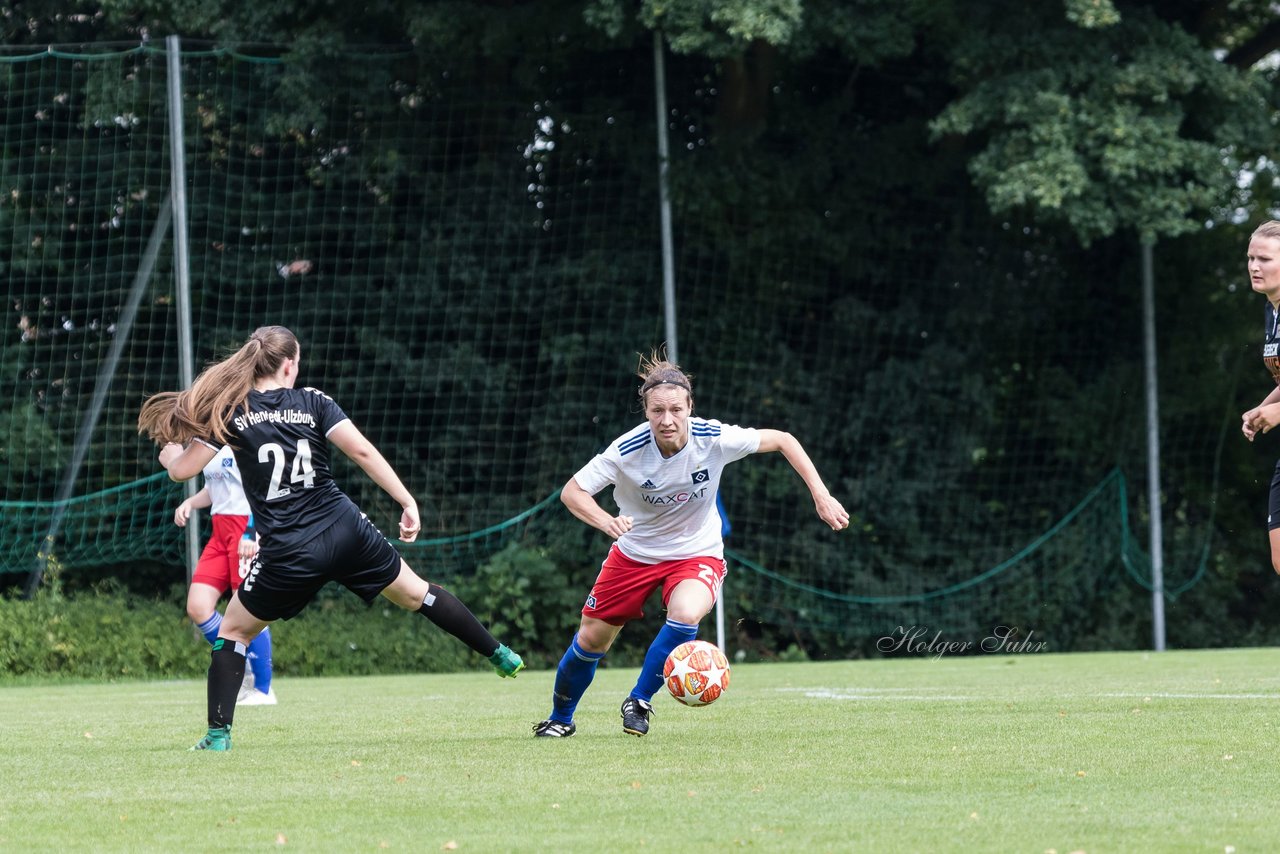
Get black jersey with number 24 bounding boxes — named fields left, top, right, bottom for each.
left=207, top=386, right=354, bottom=554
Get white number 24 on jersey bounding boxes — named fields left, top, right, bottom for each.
left=259, top=439, right=316, bottom=500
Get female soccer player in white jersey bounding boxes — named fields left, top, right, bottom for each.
left=1240, top=220, right=1280, bottom=574
left=533, top=352, right=849, bottom=738
left=138, top=325, right=524, bottom=751
left=172, top=444, right=276, bottom=705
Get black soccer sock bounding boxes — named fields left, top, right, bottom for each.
left=416, top=585, right=500, bottom=657
left=208, top=638, right=246, bottom=729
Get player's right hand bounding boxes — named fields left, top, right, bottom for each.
left=159, top=442, right=184, bottom=469
left=174, top=499, right=192, bottom=527
left=604, top=515, right=634, bottom=539
left=238, top=534, right=259, bottom=561
left=1243, top=408, right=1261, bottom=441
left=1247, top=402, right=1280, bottom=438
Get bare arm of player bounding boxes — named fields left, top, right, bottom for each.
left=160, top=442, right=219, bottom=483
left=327, top=420, right=421, bottom=542
left=174, top=486, right=212, bottom=527
left=1243, top=385, right=1280, bottom=440
left=561, top=476, right=633, bottom=539
left=755, top=428, right=849, bottom=531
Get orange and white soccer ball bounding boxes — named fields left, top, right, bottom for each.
left=663, top=639, right=730, bottom=707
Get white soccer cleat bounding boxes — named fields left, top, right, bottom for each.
left=238, top=687, right=277, bottom=706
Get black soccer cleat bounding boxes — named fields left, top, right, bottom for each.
left=533, top=719, right=576, bottom=738
left=620, top=697, right=653, bottom=737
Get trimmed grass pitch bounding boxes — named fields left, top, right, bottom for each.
left=2, top=648, right=1278, bottom=851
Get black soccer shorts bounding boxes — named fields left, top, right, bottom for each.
left=237, top=503, right=402, bottom=621
left=1267, top=459, right=1280, bottom=531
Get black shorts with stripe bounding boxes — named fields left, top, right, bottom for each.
left=1269, top=460, right=1280, bottom=531
left=237, top=502, right=402, bottom=622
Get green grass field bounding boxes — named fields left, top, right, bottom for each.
left=2, top=648, right=1278, bottom=852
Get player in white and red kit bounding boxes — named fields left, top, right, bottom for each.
left=534, top=352, right=849, bottom=738
left=174, top=444, right=276, bottom=704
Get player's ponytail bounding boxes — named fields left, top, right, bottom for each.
left=138, top=326, right=299, bottom=445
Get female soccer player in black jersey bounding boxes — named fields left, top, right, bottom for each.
left=1241, top=221, right=1280, bottom=574
left=139, top=325, right=523, bottom=751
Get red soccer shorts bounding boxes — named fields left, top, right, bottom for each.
left=581, top=544, right=727, bottom=626
left=190, top=514, right=251, bottom=593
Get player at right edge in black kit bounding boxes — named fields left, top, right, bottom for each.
left=1241, top=221, right=1280, bottom=575
left=139, top=325, right=524, bottom=751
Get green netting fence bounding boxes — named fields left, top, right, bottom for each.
left=0, top=40, right=1229, bottom=652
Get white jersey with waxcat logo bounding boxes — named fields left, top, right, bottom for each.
left=572, top=417, right=759, bottom=563
left=202, top=445, right=251, bottom=515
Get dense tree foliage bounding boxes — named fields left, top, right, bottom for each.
left=2, top=1, right=1279, bottom=658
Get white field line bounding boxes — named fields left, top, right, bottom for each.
left=1096, top=692, right=1280, bottom=700
left=775, top=687, right=974, bottom=701
left=775, top=687, right=1280, bottom=701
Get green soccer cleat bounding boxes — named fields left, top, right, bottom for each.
left=489, top=644, right=525, bottom=678
left=190, top=725, right=232, bottom=751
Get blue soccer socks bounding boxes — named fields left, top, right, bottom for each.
left=245, top=626, right=273, bottom=694
left=631, top=619, right=698, bottom=703
left=549, top=634, right=606, bottom=724
left=196, top=610, right=223, bottom=644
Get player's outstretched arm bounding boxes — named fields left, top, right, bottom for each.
left=174, top=486, right=212, bottom=527
left=561, top=476, right=633, bottom=539
left=755, top=429, right=849, bottom=531
left=328, top=421, right=421, bottom=542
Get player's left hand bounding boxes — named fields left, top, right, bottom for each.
left=815, top=494, right=850, bottom=531
left=398, top=503, right=421, bottom=543
left=1250, top=403, right=1280, bottom=436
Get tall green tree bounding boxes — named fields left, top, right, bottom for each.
left=580, top=0, right=1279, bottom=241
